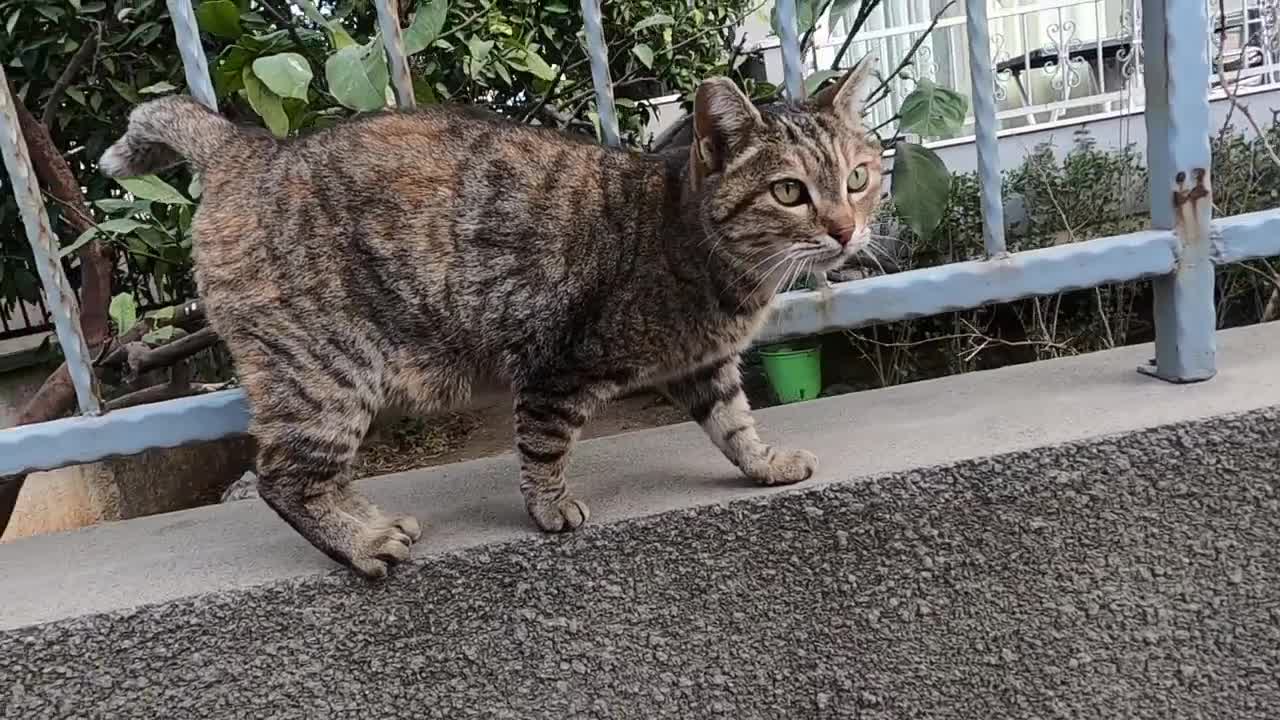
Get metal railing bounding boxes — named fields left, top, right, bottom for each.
left=3, top=0, right=1280, bottom=477
left=802, top=0, right=1280, bottom=140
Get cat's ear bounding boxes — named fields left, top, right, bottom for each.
left=691, top=77, right=763, bottom=188
left=812, top=54, right=878, bottom=123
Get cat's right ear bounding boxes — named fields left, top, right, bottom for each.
left=691, top=77, right=763, bottom=189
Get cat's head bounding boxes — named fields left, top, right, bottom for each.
left=688, top=55, right=883, bottom=290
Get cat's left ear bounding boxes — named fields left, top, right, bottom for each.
left=812, top=54, right=878, bottom=124
left=691, top=77, right=763, bottom=189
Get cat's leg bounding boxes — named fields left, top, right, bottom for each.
left=513, top=381, right=605, bottom=532
left=662, top=355, right=817, bottom=485
left=251, top=379, right=421, bottom=578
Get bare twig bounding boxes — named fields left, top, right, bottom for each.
left=1234, top=261, right=1280, bottom=322
left=846, top=318, right=1074, bottom=365
left=105, top=381, right=232, bottom=412
left=827, top=0, right=884, bottom=71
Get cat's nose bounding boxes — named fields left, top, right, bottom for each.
left=828, top=225, right=856, bottom=247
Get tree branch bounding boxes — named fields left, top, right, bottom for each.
left=41, top=32, right=99, bottom=130
left=102, top=326, right=220, bottom=380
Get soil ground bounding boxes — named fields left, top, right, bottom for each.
left=352, top=362, right=787, bottom=478
left=353, top=391, right=694, bottom=478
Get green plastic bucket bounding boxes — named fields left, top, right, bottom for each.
left=758, top=343, right=822, bottom=404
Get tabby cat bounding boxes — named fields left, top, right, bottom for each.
left=99, top=55, right=884, bottom=578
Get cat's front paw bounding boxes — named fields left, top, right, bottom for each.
left=751, top=448, right=818, bottom=486
left=526, top=494, right=591, bottom=533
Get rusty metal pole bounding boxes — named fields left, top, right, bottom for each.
left=1139, top=0, right=1215, bottom=382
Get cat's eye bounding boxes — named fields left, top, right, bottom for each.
left=771, top=179, right=807, bottom=207
left=847, top=164, right=870, bottom=194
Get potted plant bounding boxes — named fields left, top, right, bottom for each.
left=760, top=273, right=823, bottom=404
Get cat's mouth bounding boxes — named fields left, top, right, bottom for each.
left=802, top=233, right=869, bottom=268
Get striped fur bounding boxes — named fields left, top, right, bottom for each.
left=99, top=58, right=884, bottom=577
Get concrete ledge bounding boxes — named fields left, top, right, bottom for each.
left=2, top=325, right=1279, bottom=717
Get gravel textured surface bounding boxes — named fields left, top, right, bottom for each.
left=3, top=408, right=1279, bottom=719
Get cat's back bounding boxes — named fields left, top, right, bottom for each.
left=281, top=105, right=614, bottom=188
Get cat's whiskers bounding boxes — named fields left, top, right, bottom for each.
left=726, top=246, right=793, bottom=290
left=858, top=243, right=888, bottom=275
left=695, top=224, right=731, bottom=255
left=766, top=256, right=800, bottom=302
left=733, top=251, right=798, bottom=313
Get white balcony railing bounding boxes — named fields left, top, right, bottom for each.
left=800, top=0, right=1280, bottom=140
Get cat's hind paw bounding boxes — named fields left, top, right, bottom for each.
left=752, top=448, right=818, bottom=486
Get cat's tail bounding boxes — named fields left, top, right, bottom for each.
left=99, top=95, right=241, bottom=178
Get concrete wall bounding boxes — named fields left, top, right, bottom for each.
left=1, top=325, right=1278, bottom=717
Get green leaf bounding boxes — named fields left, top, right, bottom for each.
left=147, top=306, right=177, bottom=323
left=107, top=78, right=140, bottom=103
left=403, top=0, right=448, bottom=55
left=93, top=198, right=137, bottom=213
left=325, top=41, right=389, bottom=112
left=492, top=60, right=512, bottom=86
left=632, top=43, right=654, bottom=69
left=293, top=0, right=355, bottom=49
left=898, top=79, right=970, bottom=137
left=466, top=36, right=493, bottom=63
left=195, top=0, right=242, bottom=39
left=188, top=173, right=203, bottom=199
left=633, top=13, right=674, bottom=32
left=142, top=325, right=178, bottom=345
left=805, top=69, right=842, bottom=95
left=412, top=75, right=438, bottom=104
left=891, top=141, right=952, bottom=240
left=523, top=49, right=557, bottom=81
left=243, top=67, right=289, bottom=137
left=115, top=176, right=193, bottom=205
left=252, top=53, right=312, bottom=100
left=109, top=293, right=139, bottom=334
left=139, top=80, right=177, bottom=95
left=60, top=227, right=99, bottom=258
left=97, top=218, right=147, bottom=233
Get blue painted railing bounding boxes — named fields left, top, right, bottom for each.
left=3, top=0, right=1280, bottom=478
